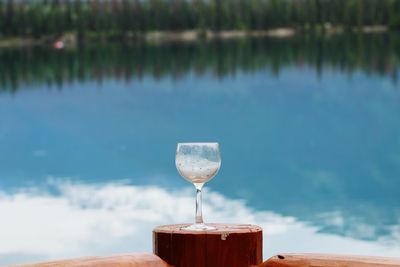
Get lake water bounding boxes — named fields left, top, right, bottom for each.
left=0, top=34, right=399, bottom=265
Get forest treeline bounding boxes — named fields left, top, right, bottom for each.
left=0, top=33, right=399, bottom=91
left=1, top=0, right=400, bottom=38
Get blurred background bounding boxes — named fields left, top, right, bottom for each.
left=0, top=0, right=400, bottom=265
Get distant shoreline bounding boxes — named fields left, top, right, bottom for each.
left=146, top=26, right=389, bottom=42
left=0, top=26, right=390, bottom=48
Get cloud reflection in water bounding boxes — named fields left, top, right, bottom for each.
left=0, top=178, right=399, bottom=265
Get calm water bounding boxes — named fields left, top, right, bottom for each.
left=0, top=34, right=400, bottom=265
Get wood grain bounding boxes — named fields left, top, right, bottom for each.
left=153, top=223, right=263, bottom=267
left=259, top=253, right=400, bottom=267
left=13, top=253, right=171, bottom=267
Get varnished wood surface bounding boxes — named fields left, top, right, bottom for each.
left=9, top=252, right=400, bottom=267
left=153, top=223, right=263, bottom=267
left=154, top=223, right=263, bottom=234
left=12, top=253, right=171, bottom=267
left=259, top=253, right=400, bottom=267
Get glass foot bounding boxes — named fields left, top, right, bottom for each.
left=181, top=223, right=216, bottom=231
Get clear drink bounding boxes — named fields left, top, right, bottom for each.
left=175, top=142, right=221, bottom=231
left=176, top=155, right=221, bottom=184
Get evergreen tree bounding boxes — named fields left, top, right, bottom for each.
left=0, top=1, right=3, bottom=36
left=0, top=0, right=399, bottom=38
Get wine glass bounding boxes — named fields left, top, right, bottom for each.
left=176, top=142, right=221, bottom=231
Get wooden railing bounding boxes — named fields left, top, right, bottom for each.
left=259, top=254, right=400, bottom=267
left=10, top=224, right=400, bottom=267
left=13, top=253, right=400, bottom=267
left=15, top=253, right=170, bottom=267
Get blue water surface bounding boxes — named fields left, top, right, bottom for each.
left=0, top=37, right=399, bottom=265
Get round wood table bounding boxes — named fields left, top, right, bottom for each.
left=153, top=223, right=263, bottom=267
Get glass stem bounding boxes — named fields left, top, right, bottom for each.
left=195, top=184, right=204, bottom=224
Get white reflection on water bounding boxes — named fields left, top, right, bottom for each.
left=0, top=178, right=399, bottom=265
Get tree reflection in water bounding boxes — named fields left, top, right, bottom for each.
left=0, top=33, right=399, bottom=92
